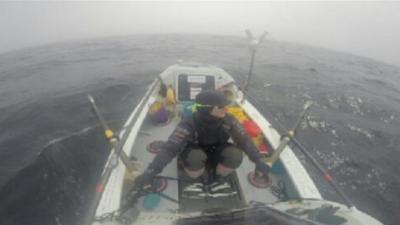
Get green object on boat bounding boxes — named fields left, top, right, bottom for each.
left=142, top=193, right=161, bottom=210
left=182, top=101, right=195, bottom=118
left=271, top=161, right=285, bottom=174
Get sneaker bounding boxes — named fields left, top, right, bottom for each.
left=183, top=182, right=204, bottom=192
left=208, top=176, right=237, bottom=197
left=182, top=182, right=205, bottom=199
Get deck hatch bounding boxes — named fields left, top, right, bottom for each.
left=177, top=74, right=215, bottom=101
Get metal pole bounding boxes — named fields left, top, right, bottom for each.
left=241, top=30, right=268, bottom=102
left=243, top=49, right=256, bottom=95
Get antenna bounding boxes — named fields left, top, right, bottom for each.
left=242, top=30, right=268, bottom=101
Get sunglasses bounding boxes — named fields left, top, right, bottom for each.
left=192, top=103, right=227, bottom=112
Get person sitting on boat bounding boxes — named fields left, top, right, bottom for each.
left=134, top=90, right=270, bottom=196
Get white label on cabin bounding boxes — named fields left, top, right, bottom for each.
left=190, top=87, right=202, bottom=100
left=188, top=76, right=206, bottom=83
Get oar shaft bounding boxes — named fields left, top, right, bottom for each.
left=266, top=103, right=311, bottom=166
left=291, top=103, right=311, bottom=132
left=266, top=136, right=290, bottom=166
left=291, top=138, right=354, bottom=208
left=83, top=79, right=161, bottom=225
left=109, top=139, right=136, bottom=172
left=88, top=95, right=136, bottom=172
left=155, top=192, right=179, bottom=204
left=88, top=95, right=110, bottom=131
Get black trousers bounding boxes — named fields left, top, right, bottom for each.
left=180, top=144, right=243, bottom=171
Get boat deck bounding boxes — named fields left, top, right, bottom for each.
left=124, top=115, right=181, bottom=212
left=124, top=107, right=291, bottom=214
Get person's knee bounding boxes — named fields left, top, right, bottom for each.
left=217, top=146, right=243, bottom=176
left=184, top=167, right=205, bottom=178
left=183, top=148, right=207, bottom=178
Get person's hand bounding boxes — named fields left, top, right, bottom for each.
left=255, top=161, right=270, bottom=178
left=133, top=171, right=154, bottom=191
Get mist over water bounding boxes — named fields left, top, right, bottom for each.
left=0, top=35, right=399, bottom=225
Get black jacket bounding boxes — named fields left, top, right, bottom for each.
left=147, top=114, right=263, bottom=175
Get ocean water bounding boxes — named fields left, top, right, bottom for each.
left=0, top=35, right=399, bottom=225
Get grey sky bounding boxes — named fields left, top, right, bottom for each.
left=1, top=1, right=400, bottom=66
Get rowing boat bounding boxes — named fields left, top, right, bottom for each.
left=86, top=60, right=383, bottom=225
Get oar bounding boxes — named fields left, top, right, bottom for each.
left=82, top=96, right=140, bottom=225
left=266, top=101, right=313, bottom=167
left=290, top=137, right=354, bottom=209
left=262, top=101, right=354, bottom=208
left=88, top=95, right=136, bottom=172
left=82, top=79, right=160, bottom=225
left=241, top=30, right=354, bottom=209
left=251, top=102, right=311, bottom=183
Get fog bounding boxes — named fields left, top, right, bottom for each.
left=1, top=1, right=400, bottom=66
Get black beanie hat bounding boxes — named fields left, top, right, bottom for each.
left=195, top=90, right=230, bottom=107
